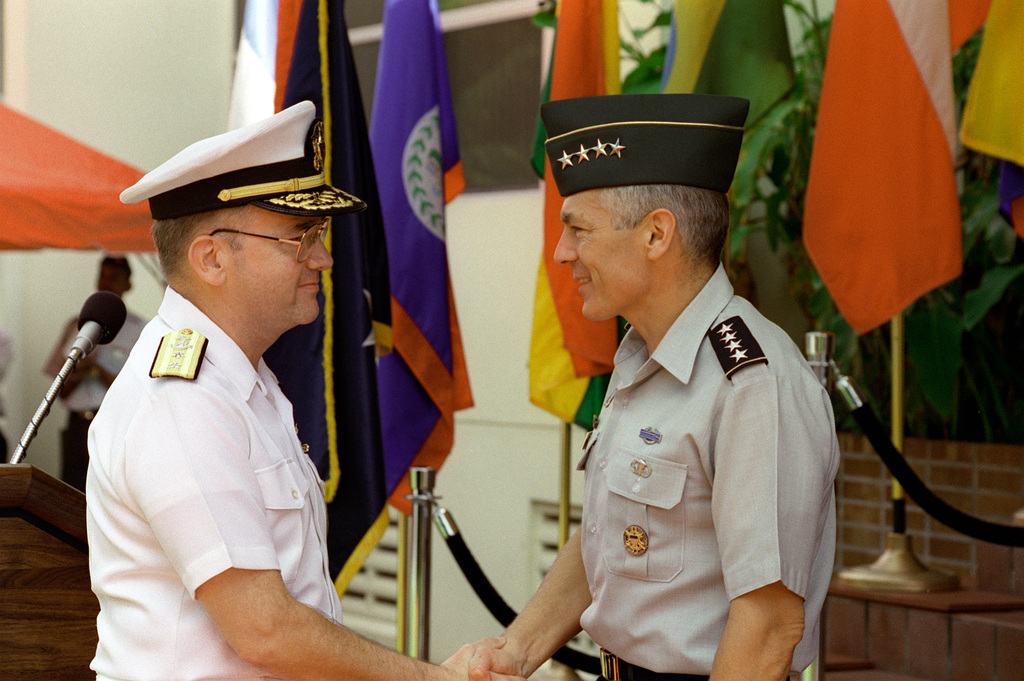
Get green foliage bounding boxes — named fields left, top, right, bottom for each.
left=619, top=0, right=670, bottom=94
left=728, top=0, right=1024, bottom=444
left=571, top=0, right=1024, bottom=443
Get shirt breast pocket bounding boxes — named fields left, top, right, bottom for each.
left=254, top=459, right=309, bottom=585
left=603, top=447, right=687, bottom=582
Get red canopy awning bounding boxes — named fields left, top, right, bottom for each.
left=0, top=103, right=154, bottom=252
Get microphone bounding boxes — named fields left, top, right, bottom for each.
left=72, top=291, right=129, bottom=356
left=7, top=292, right=128, bottom=465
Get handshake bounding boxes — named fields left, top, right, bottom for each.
left=441, top=636, right=530, bottom=681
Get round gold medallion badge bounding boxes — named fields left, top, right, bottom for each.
left=623, top=525, right=649, bottom=556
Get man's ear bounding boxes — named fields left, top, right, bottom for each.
left=644, top=208, right=677, bottom=261
left=188, top=235, right=228, bottom=286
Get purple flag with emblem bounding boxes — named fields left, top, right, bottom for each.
left=370, top=0, right=472, bottom=513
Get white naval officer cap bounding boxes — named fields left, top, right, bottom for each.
left=121, top=100, right=366, bottom=220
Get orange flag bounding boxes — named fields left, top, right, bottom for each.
left=803, top=0, right=985, bottom=335
left=542, top=0, right=620, bottom=378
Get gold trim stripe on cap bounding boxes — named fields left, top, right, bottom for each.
left=217, top=173, right=325, bottom=202
left=545, top=120, right=742, bottom=145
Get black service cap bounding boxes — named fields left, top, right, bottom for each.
left=541, top=93, right=750, bottom=196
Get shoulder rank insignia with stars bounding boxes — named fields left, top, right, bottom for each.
left=150, top=328, right=208, bottom=380
left=707, top=316, right=768, bottom=380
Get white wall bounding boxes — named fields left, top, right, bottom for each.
left=0, top=0, right=236, bottom=475
left=433, top=189, right=588, bottom=659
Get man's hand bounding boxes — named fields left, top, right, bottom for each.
left=443, top=637, right=525, bottom=681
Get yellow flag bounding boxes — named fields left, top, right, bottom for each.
left=960, top=0, right=1024, bottom=166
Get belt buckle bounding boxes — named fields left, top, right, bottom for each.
left=600, top=649, right=620, bottom=681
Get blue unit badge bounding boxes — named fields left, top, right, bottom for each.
left=639, top=427, right=662, bottom=445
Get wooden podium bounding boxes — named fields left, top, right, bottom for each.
left=0, top=464, right=98, bottom=680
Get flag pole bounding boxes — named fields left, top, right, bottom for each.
left=836, top=312, right=958, bottom=592
left=558, top=422, right=572, bottom=548
left=533, top=422, right=583, bottom=681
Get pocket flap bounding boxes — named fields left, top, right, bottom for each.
left=606, top=449, right=686, bottom=509
left=255, top=459, right=308, bottom=510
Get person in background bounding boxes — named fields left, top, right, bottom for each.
left=43, top=255, right=145, bottom=491
left=88, top=100, right=522, bottom=681
left=42, top=254, right=144, bottom=489
left=452, top=93, right=839, bottom=681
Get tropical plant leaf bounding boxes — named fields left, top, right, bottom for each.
left=906, top=306, right=963, bottom=419
left=732, top=99, right=801, bottom=208
left=963, top=264, right=1024, bottom=330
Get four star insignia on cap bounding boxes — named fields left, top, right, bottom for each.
left=707, top=316, right=768, bottom=380
left=558, top=138, right=627, bottom=172
left=150, top=329, right=208, bottom=380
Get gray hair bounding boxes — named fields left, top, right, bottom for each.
left=151, top=207, right=252, bottom=279
left=596, top=184, right=728, bottom=270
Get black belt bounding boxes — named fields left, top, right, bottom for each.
left=600, top=649, right=709, bottom=681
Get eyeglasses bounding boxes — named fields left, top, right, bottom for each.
left=210, top=218, right=329, bottom=262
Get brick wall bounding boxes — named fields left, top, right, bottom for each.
left=836, top=432, right=1024, bottom=579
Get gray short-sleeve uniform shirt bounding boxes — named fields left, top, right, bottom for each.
left=578, top=265, right=839, bottom=675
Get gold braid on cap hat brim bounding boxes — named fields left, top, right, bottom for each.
left=216, top=173, right=326, bottom=202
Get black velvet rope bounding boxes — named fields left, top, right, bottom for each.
left=440, top=528, right=602, bottom=675
left=851, top=404, right=1024, bottom=547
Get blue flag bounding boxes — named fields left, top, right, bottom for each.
left=257, top=0, right=392, bottom=593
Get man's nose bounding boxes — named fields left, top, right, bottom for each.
left=553, top=227, right=576, bottom=266
left=306, top=238, right=334, bottom=271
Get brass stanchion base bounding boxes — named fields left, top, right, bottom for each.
left=531, top=659, right=583, bottom=681
left=836, top=532, right=960, bottom=593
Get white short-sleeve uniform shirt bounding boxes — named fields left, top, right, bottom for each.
left=578, top=265, right=839, bottom=675
left=87, top=287, right=341, bottom=681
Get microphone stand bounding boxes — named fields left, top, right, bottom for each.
left=8, top=346, right=88, bottom=465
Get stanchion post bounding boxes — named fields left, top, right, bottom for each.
left=534, top=423, right=584, bottom=681
left=401, top=466, right=437, bottom=661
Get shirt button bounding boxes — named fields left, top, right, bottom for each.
left=621, top=393, right=630, bottom=405
left=590, top=523, right=597, bottom=534
left=599, top=458, right=608, bottom=469
left=292, top=489, right=300, bottom=500
left=632, top=482, right=641, bottom=493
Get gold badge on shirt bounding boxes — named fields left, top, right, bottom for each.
left=150, top=328, right=208, bottom=380
left=623, top=525, right=649, bottom=556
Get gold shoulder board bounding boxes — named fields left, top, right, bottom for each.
left=150, top=328, right=208, bottom=380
